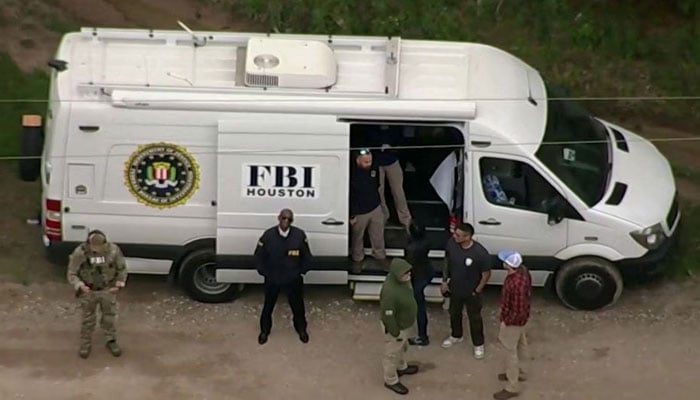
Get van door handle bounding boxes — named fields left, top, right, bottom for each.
left=478, top=218, right=501, bottom=226
left=79, top=125, right=100, bottom=133
left=322, top=218, right=344, bottom=226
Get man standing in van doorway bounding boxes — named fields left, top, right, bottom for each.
left=350, top=148, right=387, bottom=272
left=66, top=230, right=128, bottom=359
left=254, top=208, right=313, bottom=345
left=369, top=125, right=412, bottom=230
left=493, top=250, right=532, bottom=400
left=440, top=223, right=492, bottom=359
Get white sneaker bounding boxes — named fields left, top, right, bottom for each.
left=474, top=345, right=485, bottom=359
left=441, top=336, right=463, bottom=348
left=442, top=298, right=450, bottom=310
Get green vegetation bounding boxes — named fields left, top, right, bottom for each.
left=45, top=14, right=81, bottom=34
left=218, top=0, right=700, bottom=127
left=674, top=163, right=700, bottom=188
left=667, top=203, right=700, bottom=278
left=0, top=53, right=49, bottom=157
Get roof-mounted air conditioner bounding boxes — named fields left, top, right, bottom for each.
left=244, top=37, right=338, bottom=89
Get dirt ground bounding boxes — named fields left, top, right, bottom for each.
left=0, top=0, right=261, bottom=73
left=0, top=275, right=699, bottom=400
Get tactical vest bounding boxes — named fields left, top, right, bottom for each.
left=76, top=243, right=115, bottom=290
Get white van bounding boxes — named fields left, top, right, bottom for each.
left=19, top=27, right=680, bottom=311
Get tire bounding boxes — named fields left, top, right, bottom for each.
left=18, top=124, right=43, bottom=182
left=179, top=248, right=239, bottom=303
left=555, top=257, right=623, bottom=311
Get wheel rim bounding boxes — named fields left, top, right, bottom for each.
left=562, top=266, right=618, bottom=310
left=193, top=262, right=231, bottom=295
left=574, top=272, right=604, bottom=300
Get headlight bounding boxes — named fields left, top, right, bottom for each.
left=630, top=223, right=666, bottom=250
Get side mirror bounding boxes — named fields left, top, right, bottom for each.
left=545, top=197, right=565, bottom=225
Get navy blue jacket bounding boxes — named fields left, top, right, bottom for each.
left=254, top=226, right=312, bottom=285
left=350, top=164, right=381, bottom=216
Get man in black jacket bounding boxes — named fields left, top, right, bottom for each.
left=350, top=148, right=386, bottom=271
left=254, top=208, right=313, bottom=345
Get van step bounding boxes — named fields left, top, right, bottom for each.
left=351, top=281, right=445, bottom=303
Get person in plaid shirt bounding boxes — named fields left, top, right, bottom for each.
left=493, top=250, right=532, bottom=400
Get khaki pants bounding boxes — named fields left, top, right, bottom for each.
left=378, top=160, right=412, bottom=227
left=498, top=322, right=529, bottom=393
left=79, top=290, right=118, bottom=346
left=382, top=327, right=410, bottom=385
left=351, top=206, right=386, bottom=262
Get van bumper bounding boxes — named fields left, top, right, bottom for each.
left=616, top=220, right=681, bottom=280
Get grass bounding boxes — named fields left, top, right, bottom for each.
left=666, top=203, right=700, bottom=279
left=0, top=53, right=50, bottom=157
left=45, top=15, right=81, bottom=34
left=218, top=0, right=700, bottom=128
left=673, top=163, right=700, bottom=187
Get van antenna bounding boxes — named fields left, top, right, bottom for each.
left=525, top=69, right=538, bottom=106
left=166, top=72, right=194, bottom=86
left=177, top=20, right=207, bottom=47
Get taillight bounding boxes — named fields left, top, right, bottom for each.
left=45, top=198, right=62, bottom=241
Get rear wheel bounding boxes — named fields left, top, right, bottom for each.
left=179, top=248, right=239, bottom=303
left=555, top=257, right=623, bottom=311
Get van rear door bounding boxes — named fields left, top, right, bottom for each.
left=216, top=113, right=350, bottom=282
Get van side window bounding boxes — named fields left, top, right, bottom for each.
left=479, top=157, right=561, bottom=213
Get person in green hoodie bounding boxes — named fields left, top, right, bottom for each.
left=380, top=258, right=419, bottom=395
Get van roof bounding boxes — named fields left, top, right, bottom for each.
left=54, top=28, right=548, bottom=153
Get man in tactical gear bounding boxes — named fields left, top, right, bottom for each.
left=67, top=230, right=128, bottom=358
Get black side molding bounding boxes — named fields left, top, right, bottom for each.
left=216, top=255, right=350, bottom=271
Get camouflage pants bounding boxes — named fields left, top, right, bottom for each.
left=79, top=290, right=118, bottom=346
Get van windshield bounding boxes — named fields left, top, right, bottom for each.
left=535, top=84, right=611, bottom=207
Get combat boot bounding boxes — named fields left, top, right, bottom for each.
left=79, top=343, right=91, bottom=359
left=106, top=340, right=122, bottom=357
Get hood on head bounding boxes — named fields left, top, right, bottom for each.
left=389, top=258, right=412, bottom=280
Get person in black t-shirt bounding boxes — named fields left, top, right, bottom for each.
left=254, top=208, right=313, bottom=345
left=404, top=223, right=433, bottom=346
left=440, top=223, right=492, bottom=359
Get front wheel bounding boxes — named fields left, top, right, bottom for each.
left=555, top=257, right=623, bottom=311
left=179, top=248, right=239, bottom=303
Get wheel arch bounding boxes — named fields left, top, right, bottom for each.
left=169, top=237, right=216, bottom=284
left=553, top=244, right=625, bottom=265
